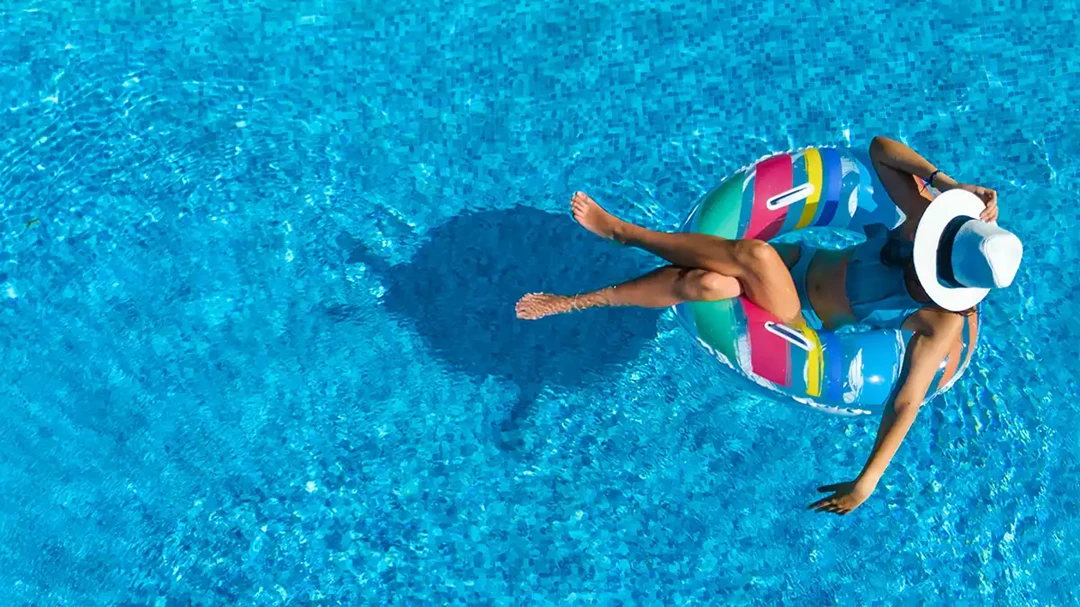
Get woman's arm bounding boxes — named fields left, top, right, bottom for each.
left=870, top=136, right=961, bottom=191
left=808, top=309, right=964, bottom=515
left=869, top=136, right=998, bottom=222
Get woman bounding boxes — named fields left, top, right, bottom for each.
left=515, top=137, right=1023, bottom=515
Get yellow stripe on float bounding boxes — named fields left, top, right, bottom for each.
left=794, top=148, right=822, bottom=230
left=800, top=324, right=824, bottom=397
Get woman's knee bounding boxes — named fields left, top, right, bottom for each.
left=680, top=269, right=741, bottom=301
left=731, top=242, right=802, bottom=320
left=734, top=239, right=783, bottom=272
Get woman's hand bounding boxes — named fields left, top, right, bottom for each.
left=807, top=480, right=875, bottom=515
left=954, top=183, right=998, bottom=222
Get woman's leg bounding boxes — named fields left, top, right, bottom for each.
left=516, top=266, right=741, bottom=320
left=569, top=192, right=801, bottom=322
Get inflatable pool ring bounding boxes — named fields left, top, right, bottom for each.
left=673, top=147, right=979, bottom=415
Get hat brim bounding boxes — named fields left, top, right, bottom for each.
left=913, top=189, right=991, bottom=312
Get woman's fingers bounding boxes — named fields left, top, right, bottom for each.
left=810, top=482, right=850, bottom=512
left=810, top=500, right=852, bottom=515
left=809, top=481, right=862, bottom=514
left=972, top=186, right=999, bottom=221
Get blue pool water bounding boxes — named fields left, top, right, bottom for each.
left=2, top=1, right=1079, bottom=604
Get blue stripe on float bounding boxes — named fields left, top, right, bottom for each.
left=788, top=333, right=809, bottom=396
left=858, top=331, right=904, bottom=409
left=814, top=148, right=842, bottom=227
left=820, top=330, right=845, bottom=405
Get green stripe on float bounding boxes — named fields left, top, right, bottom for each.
left=690, top=298, right=738, bottom=363
left=692, top=175, right=744, bottom=240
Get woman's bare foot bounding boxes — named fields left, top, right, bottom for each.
left=570, top=192, right=627, bottom=242
left=515, top=293, right=579, bottom=320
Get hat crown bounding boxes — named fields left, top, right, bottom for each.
left=913, top=189, right=1024, bottom=312
left=949, top=220, right=1023, bottom=289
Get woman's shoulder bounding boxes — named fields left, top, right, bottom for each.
left=902, top=307, right=966, bottom=336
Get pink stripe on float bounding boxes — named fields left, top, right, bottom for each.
left=743, top=299, right=790, bottom=387
left=747, top=154, right=794, bottom=240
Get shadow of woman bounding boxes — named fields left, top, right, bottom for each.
left=330, top=207, right=663, bottom=450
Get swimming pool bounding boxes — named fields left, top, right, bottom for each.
left=2, top=0, right=1078, bottom=604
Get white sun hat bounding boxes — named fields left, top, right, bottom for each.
left=912, top=189, right=1024, bottom=312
